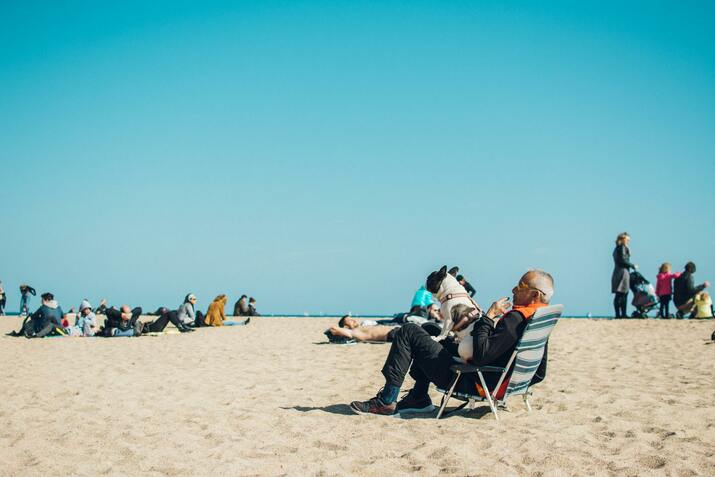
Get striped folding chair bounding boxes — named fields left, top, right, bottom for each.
left=436, top=304, right=562, bottom=420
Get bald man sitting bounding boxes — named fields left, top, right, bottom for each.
left=349, top=270, right=555, bottom=415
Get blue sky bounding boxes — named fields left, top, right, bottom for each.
left=1, top=1, right=714, bottom=316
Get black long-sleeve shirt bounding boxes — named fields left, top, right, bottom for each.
left=469, top=309, right=547, bottom=388
left=673, top=272, right=706, bottom=307
left=104, top=307, right=142, bottom=331
left=462, top=280, right=476, bottom=297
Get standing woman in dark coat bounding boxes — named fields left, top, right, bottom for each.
left=612, top=232, right=636, bottom=318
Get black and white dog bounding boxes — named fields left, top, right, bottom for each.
left=426, top=265, right=484, bottom=360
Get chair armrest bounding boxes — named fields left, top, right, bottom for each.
left=450, top=364, right=505, bottom=374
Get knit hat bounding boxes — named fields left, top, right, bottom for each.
left=79, top=299, right=92, bottom=312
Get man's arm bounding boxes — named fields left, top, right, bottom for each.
left=470, top=311, right=524, bottom=366
left=465, top=282, right=476, bottom=297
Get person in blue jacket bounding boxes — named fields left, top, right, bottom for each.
left=409, top=286, right=434, bottom=317
left=9, top=292, right=64, bottom=338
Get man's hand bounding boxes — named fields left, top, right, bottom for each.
left=485, top=297, right=511, bottom=320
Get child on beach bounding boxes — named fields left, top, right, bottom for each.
left=656, top=263, right=681, bottom=318
left=66, top=299, right=98, bottom=336
left=693, top=292, right=713, bottom=319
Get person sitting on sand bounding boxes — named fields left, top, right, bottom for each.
left=409, top=286, right=434, bottom=317
left=233, top=295, right=249, bottom=316
left=204, top=295, right=228, bottom=326
left=349, top=270, right=554, bottom=415
left=9, top=292, right=65, bottom=338
left=101, top=305, right=144, bottom=337
left=248, top=297, right=260, bottom=316
left=96, top=299, right=108, bottom=315
left=178, top=294, right=205, bottom=327
left=693, top=291, right=713, bottom=319
left=390, top=303, right=443, bottom=325
left=66, top=299, right=99, bottom=336
left=142, top=306, right=195, bottom=333
left=673, top=262, right=710, bottom=319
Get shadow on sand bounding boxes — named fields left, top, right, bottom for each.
left=283, top=404, right=355, bottom=415
left=282, top=404, right=494, bottom=419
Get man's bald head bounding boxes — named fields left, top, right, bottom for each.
left=121, top=305, right=131, bottom=314
left=521, top=270, right=554, bottom=304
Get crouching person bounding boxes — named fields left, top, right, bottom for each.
left=101, top=305, right=143, bottom=337
left=349, top=270, right=554, bottom=415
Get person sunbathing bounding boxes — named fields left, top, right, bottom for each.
left=101, top=305, right=143, bottom=337
left=328, top=316, right=399, bottom=342
left=348, top=270, right=554, bottom=415
left=327, top=314, right=443, bottom=343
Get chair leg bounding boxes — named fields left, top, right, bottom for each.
left=436, top=370, right=461, bottom=419
left=477, top=371, right=499, bottom=420
left=523, top=393, right=532, bottom=412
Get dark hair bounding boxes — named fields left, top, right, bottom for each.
left=685, top=261, right=696, bottom=273
left=456, top=275, right=464, bottom=281
left=41, top=292, right=54, bottom=301
left=249, top=297, right=256, bottom=303
left=239, top=295, right=247, bottom=301
left=338, top=315, right=349, bottom=327
left=448, top=266, right=459, bottom=276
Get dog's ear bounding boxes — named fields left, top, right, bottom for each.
left=426, top=266, right=448, bottom=294
left=448, top=266, right=459, bottom=277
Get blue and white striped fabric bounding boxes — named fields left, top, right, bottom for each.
left=504, top=305, right=562, bottom=397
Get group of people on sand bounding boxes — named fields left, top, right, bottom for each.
left=337, top=267, right=556, bottom=416
left=611, top=232, right=712, bottom=319
left=6, top=290, right=259, bottom=339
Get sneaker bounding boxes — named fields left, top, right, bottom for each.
left=396, top=391, right=435, bottom=414
left=349, top=396, right=396, bottom=416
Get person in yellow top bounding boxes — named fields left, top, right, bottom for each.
left=693, top=291, right=713, bottom=318
left=204, top=295, right=228, bottom=326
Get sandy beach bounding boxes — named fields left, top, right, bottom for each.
left=0, top=316, right=713, bottom=476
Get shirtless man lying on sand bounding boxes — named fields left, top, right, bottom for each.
left=328, top=313, right=443, bottom=343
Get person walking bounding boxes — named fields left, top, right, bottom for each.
left=612, top=232, right=636, bottom=318
left=0, top=281, right=6, bottom=316
left=19, top=284, right=36, bottom=316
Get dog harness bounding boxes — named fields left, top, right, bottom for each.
left=439, top=292, right=484, bottom=317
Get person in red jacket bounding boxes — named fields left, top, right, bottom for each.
left=349, top=269, right=555, bottom=416
left=655, top=263, right=681, bottom=318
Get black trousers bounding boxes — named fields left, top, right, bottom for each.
left=146, top=309, right=183, bottom=332
left=614, top=292, right=628, bottom=318
left=0, top=297, right=5, bottom=314
left=381, top=323, right=476, bottom=396
left=658, top=295, right=671, bottom=317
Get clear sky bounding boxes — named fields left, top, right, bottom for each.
left=1, top=1, right=714, bottom=316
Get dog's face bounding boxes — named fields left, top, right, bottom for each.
left=426, top=265, right=448, bottom=294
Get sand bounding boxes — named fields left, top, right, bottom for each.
left=1, top=316, right=714, bottom=476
